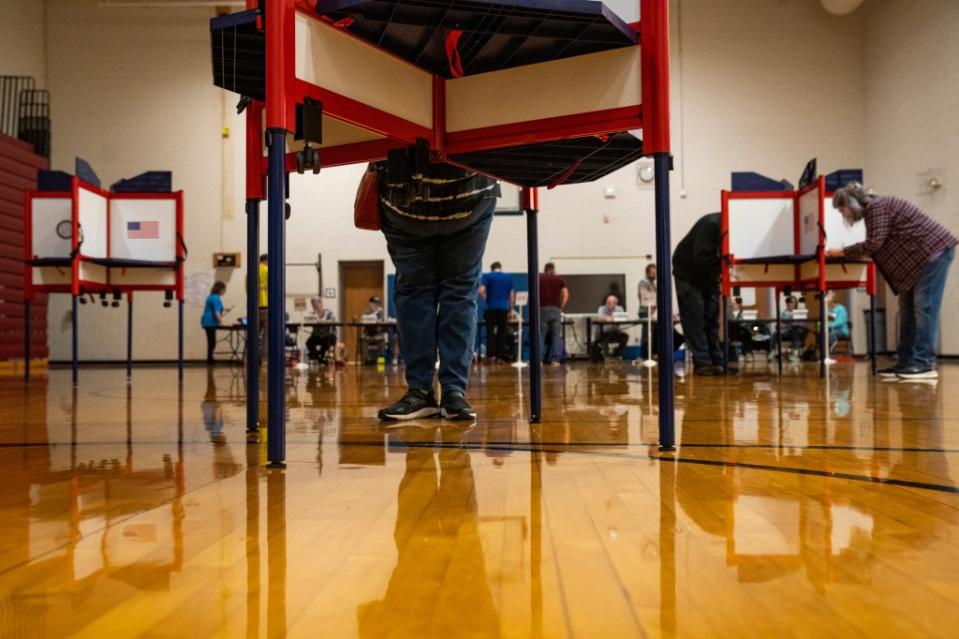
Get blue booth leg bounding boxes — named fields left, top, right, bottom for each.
left=653, top=152, right=675, bottom=451
left=266, top=129, right=287, bottom=468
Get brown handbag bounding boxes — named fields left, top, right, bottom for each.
left=354, top=165, right=382, bottom=231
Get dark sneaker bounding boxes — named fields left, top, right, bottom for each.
left=696, top=364, right=724, bottom=376
left=878, top=366, right=903, bottom=378
left=378, top=389, right=441, bottom=421
left=441, top=392, right=476, bottom=421
left=897, top=366, right=938, bottom=380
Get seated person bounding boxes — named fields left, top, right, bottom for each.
left=776, top=296, right=808, bottom=358
left=594, top=295, right=629, bottom=359
left=813, top=292, right=851, bottom=356
left=306, top=298, right=337, bottom=362
left=360, top=295, right=388, bottom=364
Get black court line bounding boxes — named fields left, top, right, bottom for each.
left=322, top=440, right=959, bottom=495
left=3, top=440, right=958, bottom=494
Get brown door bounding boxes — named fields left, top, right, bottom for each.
left=340, top=261, right=384, bottom=363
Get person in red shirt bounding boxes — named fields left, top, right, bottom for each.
left=828, top=182, right=956, bottom=380
left=539, top=262, right=569, bottom=366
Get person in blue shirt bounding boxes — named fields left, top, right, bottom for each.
left=479, top=262, right=515, bottom=362
left=202, top=281, right=227, bottom=364
left=827, top=293, right=850, bottom=349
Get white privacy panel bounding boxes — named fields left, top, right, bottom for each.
left=110, top=198, right=177, bottom=262
left=729, top=263, right=795, bottom=285
left=727, top=198, right=794, bottom=259
left=447, top=44, right=642, bottom=132
left=31, top=197, right=72, bottom=259
left=823, top=199, right=866, bottom=250
left=78, top=262, right=107, bottom=285
left=77, top=187, right=108, bottom=259
left=110, top=268, right=176, bottom=287
left=295, top=13, right=433, bottom=129
left=798, top=188, right=821, bottom=256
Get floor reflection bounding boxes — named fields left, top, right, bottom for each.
left=358, top=425, right=499, bottom=637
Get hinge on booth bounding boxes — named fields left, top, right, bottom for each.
left=295, top=98, right=323, bottom=175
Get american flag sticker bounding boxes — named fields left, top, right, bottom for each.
left=127, top=221, right=159, bottom=239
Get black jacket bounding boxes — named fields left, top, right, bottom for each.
left=672, top=213, right=722, bottom=287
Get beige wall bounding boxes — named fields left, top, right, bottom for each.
left=41, top=0, right=868, bottom=360
left=863, top=0, right=959, bottom=355
left=0, top=0, right=47, bottom=85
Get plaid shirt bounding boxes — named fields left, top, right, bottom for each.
left=844, top=196, right=957, bottom=294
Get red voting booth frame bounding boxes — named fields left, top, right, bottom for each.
left=23, top=178, right=186, bottom=385
left=719, top=175, right=878, bottom=379
left=236, top=0, right=675, bottom=466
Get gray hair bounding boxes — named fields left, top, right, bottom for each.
left=832, top=181, right=875, bottom=222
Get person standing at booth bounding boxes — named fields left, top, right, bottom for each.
left=479, top=261, right=515, bottom=362
left=375, top=161, right=500, bottom=421
left=539, top=262, right=569, bottom=366
left=202, top=281, right=227, bottom=364
left=828, top=182, right=957, bottom=380
left=673, top=213, right=731, bottom=375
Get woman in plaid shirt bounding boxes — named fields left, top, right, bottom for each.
left=828, top=182, right=957, bottom=380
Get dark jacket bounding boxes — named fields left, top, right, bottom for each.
left=672, top=213, right=722, bottom=288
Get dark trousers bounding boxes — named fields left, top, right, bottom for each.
left=484, top=309, right=509, bottom=360
left=204, top=327, right=217, bottom=362
left=307, top=332, right=336, bottom=361
left=597, top=328, right=629, bottom=358
left=675, top=278, right=722, bottom=366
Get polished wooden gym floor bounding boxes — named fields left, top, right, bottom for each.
left=1, top=359, right=957, bottom=637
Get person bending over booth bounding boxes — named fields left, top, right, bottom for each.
left=673, top=213, right=734, bottom=375
left=828, top=182, right=956, bottom=380
left=374, top=161, right=500, bottom=421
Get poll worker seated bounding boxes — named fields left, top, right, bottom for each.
left=593, top=295, right=629, bottom=360
left=360, top=295, right=388, bottom=365
left=776, top=296, right=808, bottom=361
left=306, top=298, right=337, bottom=363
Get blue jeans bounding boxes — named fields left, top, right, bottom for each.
left=382, top=204, right=493, bottom=396
left=541, top=306, right=563, bottom=362
left=897, top=245, right=955, bottom=368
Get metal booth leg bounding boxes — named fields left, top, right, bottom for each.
left=819, top=292, right=827, bottom=379
left=653, top=152, right=675, bottom=450
left=127, top=293, right=134, bottom=379
left=24, top=300, right=31, bottom=382
left=178, top=298, right=184, bottom=381
left=246, top=198, right=261, bottom=434
left=722, top=294, right=729, bottom=373
left=266, top=129, right=287, bottom=468
left=72, top=294, right=79, bottom=386
left=775, top=290, right=783, bottom=376
left=524, top=188, right=542, bottom=423
left=869, top=293, right=877, bottom=375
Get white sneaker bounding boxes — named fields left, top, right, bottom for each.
left=897, top=368, right=938, bottom=380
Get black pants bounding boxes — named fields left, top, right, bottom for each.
left=484, top=309, right=509, bottom=359
left=675, top=278, right=721, bottom=366
left=597, top=328, right=629, bottom=358
left=306, top=332, right=336, bottom=361
left=205, top=327, right=217, bottom=363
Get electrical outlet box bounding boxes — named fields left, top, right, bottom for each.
left=214, top=252, right=241, bottom=268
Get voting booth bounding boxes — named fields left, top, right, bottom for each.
left=211, top=0, right=675, bottom=463
left=24, top=171, right=185, bottom=383
left=720, top=174, right=877, bottom=377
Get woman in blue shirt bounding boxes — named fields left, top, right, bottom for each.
left=826, top=292, right=850, bottom=351
left=202, top=281, right=227, bottom=364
